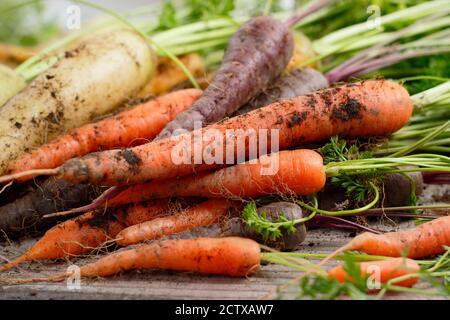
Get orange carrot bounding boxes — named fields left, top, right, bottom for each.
left=7, top=89, right=201, bottom=176
left=7, top=237, right=261, bottom=282
left=80, top=237, right=260, bottom=278
left=0, top=80, right=412, bottom=185
left=0, top=199, right=173, bottom=272
left=105, top=149, right=326, bottom=206
left=342, top=215, right=450, bottom=259
left=328, top=258, right=420, bottom=287
left=116, top=199, right=233, bottom=246
left=278, top=216, right=450, bottom=294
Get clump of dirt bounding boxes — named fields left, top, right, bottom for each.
left=331, top=98, right=363, bottom=121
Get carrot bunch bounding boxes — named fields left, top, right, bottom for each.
left=0, top=80, right=413, bottom=186
left=0, top=73, right=443, bottom=298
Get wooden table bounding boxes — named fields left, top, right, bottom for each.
left=0, top=185, right=448, bottom=300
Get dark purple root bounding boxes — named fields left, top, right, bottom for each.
left=156, top=16, right=294, bottom=139
left=422, top=171, right=450, bottom=184
left=284, top=0, right=333, bottom=27
left=0, top=178, right=103, bottom=239
left=318, top=172, right=423, bottom=211
left=42, top=185, right=127, bottom=218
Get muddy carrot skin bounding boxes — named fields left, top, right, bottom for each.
left=7, top=89, right=201, bottom=175
left=344, top=215, right=450, bottom=258
left=2, top=80, right=412, bottom=185
left=116, top=199, right=233, bottom=246
left=105, top=149, right=326, bottom=206
left=328, top=258, right=420, bottom=287
left=0, top=200, right=172, bottom=271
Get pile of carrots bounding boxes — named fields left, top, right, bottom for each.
left=0, top=0, right=448, bottom=299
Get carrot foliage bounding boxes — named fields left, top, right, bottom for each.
left=320, top=137, right=379, bottom=202
left=242, top=202, right=297, bottom=241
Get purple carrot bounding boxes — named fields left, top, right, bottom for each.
left=42, top=185, right=127, bottom=219
left=422, top=171, right=450, bottom=184
left=0, top=178, right=103, bottom=238
left=233, top=68, right=329, bottom=116
left=155, top=16, right=294, bottom=139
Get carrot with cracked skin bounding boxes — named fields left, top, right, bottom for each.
left=340, top=215, right=450, bottom=259
left=0, top=199, right=173, bottom=272
left=116, top=199, right=233, bottom=246
left=104, top=149, right=326, bottom=207
left=328, top=258, right=420, bottom=288
left=0, top=80, right=413, bottom=186
left=7, top=89, right=201, bottom=177
left=5, top=237, right=261, bottom=282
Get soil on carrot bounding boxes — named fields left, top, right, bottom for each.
left=331, top=98, right=364, bottom=121
left=121, top=149, right=142, bottom=167
left=287, top=111, right=308, bottom=127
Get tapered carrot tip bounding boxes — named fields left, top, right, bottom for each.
left=328, top=258, right=420, bottom=288
left=0, top=168, right=58, bottom=184
left=0, top=254, right=29, bottom=273
left=345, top=215, right=450, bottom=259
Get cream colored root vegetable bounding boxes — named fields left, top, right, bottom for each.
left=0, top=29, right=155, bottom=173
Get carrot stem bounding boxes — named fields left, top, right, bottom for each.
left=261, top=252, right=326, bottom=275
left=427, top=248, right=450, bottom=272
left=42, top=185, right=127, bottom=219
left=364, top=203, right=450, bottom=213
left=279, top=252, right=435, bottom=265
left=389, top=120, right=450, bottom=157
left=297, top=182, right=379, bottom=216
left=70, top=0, right=200, bottom=89
left=0, top=168, right=57, bottom=184
left=284, top=0, right=333, bottom=28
